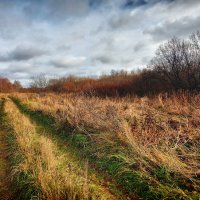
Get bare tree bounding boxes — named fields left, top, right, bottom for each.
left=14, top=80, right=22, bottom=89
left=30, top=74, right=48, bottom=89
left=150, top=31, right=200, bottom=91
left=150, top=38, right=184, bottom=89
left=189, top=31, right=200, bottom=90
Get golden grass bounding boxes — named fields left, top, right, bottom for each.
left=15, top=93, right=200, bottom=177
left=13, top=92, right=200, bottom=198
left=5, top=99, right=115, bottom=200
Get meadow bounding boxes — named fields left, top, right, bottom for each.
left=0, top=92, right=199, bottom=199
left=0, top=1, right=200, bottom=199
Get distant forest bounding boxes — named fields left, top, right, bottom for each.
left=1, top=31, right=200, bottom=96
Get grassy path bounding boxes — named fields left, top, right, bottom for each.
left=10, top=97, right=148, bottom=200
left=10, top=97, right=127, bottom=200
left=3, top=98, right=118, bottom=199
left=0, top=99, right=13, bottom=200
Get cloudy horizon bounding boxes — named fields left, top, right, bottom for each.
left=0, top=0, right=200, bottom=86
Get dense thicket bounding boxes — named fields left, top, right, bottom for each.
left=0, top=78, right=22, bottom=92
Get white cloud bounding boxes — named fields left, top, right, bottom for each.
left=0, top=0, right=200, bottom=86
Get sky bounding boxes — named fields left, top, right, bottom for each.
left=0, top=0, right=200, bottom=85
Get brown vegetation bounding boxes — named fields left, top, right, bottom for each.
left=0, top=78, right=22, bottom=93
left=14, top=92, right=200, bottom=199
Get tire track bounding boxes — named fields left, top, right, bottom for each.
left=4, top=99, right=117, bottom=200
left=0, top=99, right=13, bottom=200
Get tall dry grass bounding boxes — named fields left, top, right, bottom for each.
left=5, top=99, right=115, bottom=200
left=14, top=92, right=200, bottom=197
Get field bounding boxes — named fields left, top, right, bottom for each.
left=0, top=93, right=200, bottom=200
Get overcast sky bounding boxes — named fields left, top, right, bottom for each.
left=0, top=0, right=200, bottom=85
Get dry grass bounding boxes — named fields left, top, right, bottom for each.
left=5, top=99, right=115, bottom=200
left=0, top=99, right=13, bottom=200
left=14, top=92, right=200, bottom=198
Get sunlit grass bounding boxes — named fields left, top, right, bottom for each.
left=4, top=99, right=115, bottom=200
left=13, top=92, right=200, bottom=199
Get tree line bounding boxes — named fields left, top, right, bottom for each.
left=1, top=31, right=200, bottom=96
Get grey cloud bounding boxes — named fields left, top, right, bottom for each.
left=23, top=0, right=91, bottom=21
left=144, top=15, right=200, bottom=41
left=8, top=64, right=38, bottom=74
left=48, top=0, right=90, bottom=17
left=171, top=0, right=200, bottom=7
left=108, top=12, right=133, bottom=29
left=0, top=1, right=31, bottom=40
left=92, top=54, right=115, bottom=64
left=107, top=6, right=148, bottom=30
left=8, top=66, right=28, bottom=73
left=51, top=56, right=87, bottom=68
left=141, top=56, right=151, bottom=64
left=133, top=42, right=146, bottom=52
left=56, top=45, right=71, bottom=51
left=19, top=0, right=167, bottom=22
left=91, top=51, right=134, bottom=66
left=4, top=62, right=59, bottom=82
left=0, top=46, right=47, bottom=62
left=2, top=70, right=30, bottom=81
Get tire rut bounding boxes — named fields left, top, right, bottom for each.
left=0, top=99, right=13, bottom=200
